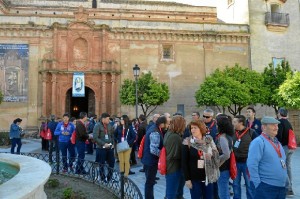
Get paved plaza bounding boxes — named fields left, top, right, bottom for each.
left=1, top=138, right=299, bottom=199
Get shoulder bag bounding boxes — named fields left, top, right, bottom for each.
left=117, top=129, right=130, bottom=153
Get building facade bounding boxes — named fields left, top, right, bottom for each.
left=0, top=0, right=250, bottom=129
left=217, top=0, right=300, bottom=72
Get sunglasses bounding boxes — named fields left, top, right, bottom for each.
left=203, top=115, right=211, bottom=118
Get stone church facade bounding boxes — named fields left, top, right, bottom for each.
left=0, top=0, right=250, bottom=129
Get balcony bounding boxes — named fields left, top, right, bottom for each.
left=265, top=12, right=289, bottom=32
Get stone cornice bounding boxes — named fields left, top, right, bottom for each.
left=39, top=69, right=121, bottom=75
left=1, top=2, right=217, bottom=23
left=0, top=25, right=53, bottom=38
left=0, top=24, right=249, bottom=43
left=109, top=29, right=250, bottom=43
left=100, top=0, right=194, bottom=7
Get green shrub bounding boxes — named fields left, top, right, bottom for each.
left=62, top=187, right=86, bottom=199
left=0, top=132, right=10, bottom=146
left=46, top=178, right=60, bottom=188
left=62, top=187, right=73, bottom=199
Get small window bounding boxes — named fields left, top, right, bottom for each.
left=160, top=44, right=175, bottom=62
left=272, top=57, right=285, bottom=68
left=271, top=4, right=280, bottom=13
left=163, top=45, right=172, bottom=59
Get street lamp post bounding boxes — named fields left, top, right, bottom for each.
left=133, top=64, right=140, bottom=119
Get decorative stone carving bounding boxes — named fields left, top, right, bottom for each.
left=74, top=6, right=89, bottom=23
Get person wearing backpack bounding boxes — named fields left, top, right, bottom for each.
left=276, top=108, right=295, bottom=197
left=182, top=119, right=220, bottom=199
left=142, top=116, right=168, bottom=199
left=215, top=114, right=234, bottom=199
left=164, top=115, right=186, bottom=199
left=247, top=116, right=287, bottom=199
left=232, top=115, right=257, bottom=199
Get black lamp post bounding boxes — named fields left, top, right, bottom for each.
left=133, top=64, right=140, bottom=119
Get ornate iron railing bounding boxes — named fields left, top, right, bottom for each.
left=1, top=152, right=143, bottom=199
left=265, top=12, right=289, bottom=26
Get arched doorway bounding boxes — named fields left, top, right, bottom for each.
left=65, top=87, right=95, bottom=118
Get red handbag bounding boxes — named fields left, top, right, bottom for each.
left=45, top=129, right=52, bottom=140
left=288, top=129, right=297, bottom=150
left=40, top=130, right=46, bottom=138
left=138, top=135, right=145, bottom=159
left=71, top=132, right=76, bottom=144
left=230, top=151, right=237, bottom=180
left=158, top=147, right=167, bottom=175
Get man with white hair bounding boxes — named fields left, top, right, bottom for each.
left=146, top=113, right=160, bottom=130
left=203, top=108, right=217, bottom=141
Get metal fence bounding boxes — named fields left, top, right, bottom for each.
left=265, top=12, right=290, bottom=26
left=2, top=152, right=143, bottom=199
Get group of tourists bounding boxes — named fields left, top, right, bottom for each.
left=140, top=107, right=295, bottom=199
left=9, top=106, right=296, bottom=199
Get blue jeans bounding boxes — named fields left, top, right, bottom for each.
left=10, top=138, right=22, bottom=154
left=283, top=145, right=294, bottom=191
left=190, top=181, right=213, bottom=199
left=165, top=170, right=183, bottom=199
left=96, top=148, right=115, bottom=181
left=76, top=141, right=86, bottom=173
left=144, top=164, right=158, bottom=199
left=233, top=162, right=254, bottom=199
left=254, top=182, right=286, bottom=199
left=218, top=170, right=230, bottom=199
left=59, top=141, right=75, bottom=170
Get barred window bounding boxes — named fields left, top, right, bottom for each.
left=160, top=44, right=174, bottom=62
left=163, top=45, right=172, bottom=59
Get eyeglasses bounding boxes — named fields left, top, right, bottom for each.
left=192, top=114, right=197, bottom=116
left=203, top=115, right=211, bottom=118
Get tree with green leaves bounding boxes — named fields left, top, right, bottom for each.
left=195, top=69, right=250, bottom=114
left=195, top=64, right=266, bottom=116
left=278, top=72, right=300, bottom=109
left=262, top=61, right=293, bottom=114
left=119, top=72, right=170, bottom=117
left=223, top=64, right=267, bottom=115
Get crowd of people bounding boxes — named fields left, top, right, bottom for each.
left=9, top=106, right=296, bottom=199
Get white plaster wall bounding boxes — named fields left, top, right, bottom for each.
left=217, top=0, right=249, bottom=24
left=249, top=0, right=300, bottom=71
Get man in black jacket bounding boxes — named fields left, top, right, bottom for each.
left=276, top=108, right=295, bottom=197
left=232, top=115, right=256, bottom=199
left=93, top=112, right=115, bottom=182
left=75, top=112, right=90, bottom=174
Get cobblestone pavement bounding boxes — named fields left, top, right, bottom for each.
left=1, top=139, right=299, bottom=199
